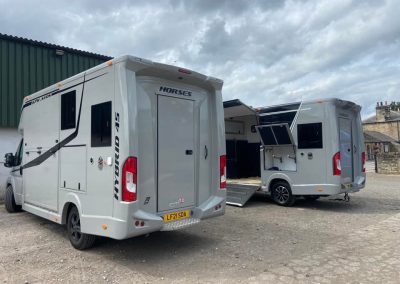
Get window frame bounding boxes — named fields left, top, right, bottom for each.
left=61, top=90, right=77, bottom=130
left=297, top=122, right=323, bottom=149
left=91, top=101, right=112, bottom=148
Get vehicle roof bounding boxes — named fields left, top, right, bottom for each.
left=22, top=55, right=223, bottom=105
left=257, top=98, right=361, bottom=114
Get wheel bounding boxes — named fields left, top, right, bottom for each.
left=271, top=181, right=296, bottom=207
left=67, top=206, right=96, bottom=250
left=304, top=195, right=320, bottom=201
left=5, top=185, right=22, bottom=213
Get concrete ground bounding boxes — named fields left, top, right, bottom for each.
left=0, top=173, right=399, bottom=283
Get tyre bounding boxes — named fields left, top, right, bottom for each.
left=67, top=206, right=96, bottom=250
left=271, top=181, right=296, bottom=207
left=5, top=185, right=22, bottom=213
left=304, top=195, right=320, bottom=201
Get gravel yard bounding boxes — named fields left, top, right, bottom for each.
left=1, top=172, right=399, bottom=283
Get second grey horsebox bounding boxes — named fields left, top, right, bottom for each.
left=225, top=99, right=366, bottom=207
left=3, top=55, right=227, bottom=249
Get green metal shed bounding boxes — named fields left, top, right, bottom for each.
left=0, top=33, right=112, bottom=128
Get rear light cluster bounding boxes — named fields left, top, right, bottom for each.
left=362, top=152, right=366, bottom=172
left=220, top=155, right=227, bottom=189
left=333, top=152, right=341, bottom=176
left=122, top=157, right=137, bottom=202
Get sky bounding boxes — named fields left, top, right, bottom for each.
left=1, top=0, right=399, bottom=118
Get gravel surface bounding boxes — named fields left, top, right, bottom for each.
left=0, top=173, right=399, bottom=283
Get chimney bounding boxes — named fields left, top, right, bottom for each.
left=376, top=101, right=390, bottom=122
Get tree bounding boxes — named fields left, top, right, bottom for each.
left=389, top=101, right=400, bottom=111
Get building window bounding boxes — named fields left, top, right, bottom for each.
left=91, top=101, right=112, bottom=147
left=384, top=143, right=389, bottom=153
left=297, top=123, right=323, bottom=149
left=61, top=91, right=76, bottom=130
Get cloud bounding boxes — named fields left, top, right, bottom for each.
left=0, top=0, right=399, bottom=118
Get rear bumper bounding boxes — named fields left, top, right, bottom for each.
left=81, top=195, right=225, bottom=240
left=292, top=176, right=366, bottom=196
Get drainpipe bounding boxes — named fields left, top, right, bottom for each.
left=397, top=120, right=400, bottom=142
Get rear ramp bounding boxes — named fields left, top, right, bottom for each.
left=226, top=178, right=261, bottom=207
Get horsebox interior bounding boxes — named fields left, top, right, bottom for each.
left=223, top=100, right=261, bottom=186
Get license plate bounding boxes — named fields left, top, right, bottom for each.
left=343, top=183, right=352, bottom=189
left=163, top=210, right=190, bottom=223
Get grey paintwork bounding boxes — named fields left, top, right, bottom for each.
left=261, top=99, right=366, bottom=196
left=225, top=98, right=366, bottom=204
left=6, top=55, right=226, bottom=240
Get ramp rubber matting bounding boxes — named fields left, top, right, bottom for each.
left=226, top=183, right=260, bottom=207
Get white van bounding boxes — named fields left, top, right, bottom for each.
left=4, top=55, right=226, bottom=249
left=224, top=99, right=366, bottom=207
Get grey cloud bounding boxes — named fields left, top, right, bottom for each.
left=0, top=0, right=399, bottom=118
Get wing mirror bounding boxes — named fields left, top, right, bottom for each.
left=4, top=153, right=15, bottom=168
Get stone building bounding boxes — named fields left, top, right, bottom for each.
left=363, top=102, right=400, bottom=160
left=363, top=102, right=400, bottom=174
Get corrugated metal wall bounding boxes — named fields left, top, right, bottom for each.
left=0, top=35, right=111, bottom=128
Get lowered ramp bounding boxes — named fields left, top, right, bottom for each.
left=226, top=178, right=261, bottom=207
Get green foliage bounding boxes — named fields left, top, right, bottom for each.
left=389, top=101, right=400, bottom=111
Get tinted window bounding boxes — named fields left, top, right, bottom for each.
left=91, top=101, right=112, bottom=147
left=297, top=123, right=323, bottom=149
left=61, top=91, right=76, bottom=130
left=258, top=103, right=300, bottom=114
left=272, top=125, right=292, bottom=145
left=258, top=126, right=277, bottom=145
left=14, top=139, right=23, bottom=166
left=259, top=112, right=297, bottom=127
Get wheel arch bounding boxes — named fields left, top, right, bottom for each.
left=60, top=193, right=83, bottom=225
left=269, top=178, right=291, bottom=191
left=266, top=173, right=292, bottom=192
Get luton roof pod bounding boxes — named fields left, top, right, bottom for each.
left=224, top=98, right=366, bottom=207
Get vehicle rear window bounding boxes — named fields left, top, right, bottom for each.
left=61, top=91, right=76, bottom=130
left=297, top=123, right=323, bottom=149
left=91, top=101, right=112, bottom=147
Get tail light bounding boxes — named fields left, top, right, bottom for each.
left=220, top=155, right=227, bottom=189
left=122, top=157, right=137, bottom=202
left=333, top=151, right=341, bottom=176
left=362, top=152, right=366, bottom=172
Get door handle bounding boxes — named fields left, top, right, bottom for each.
left=307, top=152, right=313, bottom=159
left=185, top=150, right=193, bottom=155
left=204, top=145, right=208, bottom=159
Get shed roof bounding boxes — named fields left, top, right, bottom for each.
left=0, top=33, right=112, bottom=60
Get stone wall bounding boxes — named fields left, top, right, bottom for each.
left=363, top=121, right=400, bottom=142
left=377, top=152, right=400, bottom=174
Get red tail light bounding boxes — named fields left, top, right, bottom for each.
left=220, top=155, right=227, bottom=189
left=333, top=152, right=341, bottom=176
left=122, top=157, right=137, bottom=202
left=362, top=152, right=366, bottom=172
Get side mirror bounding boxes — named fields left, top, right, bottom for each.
left=4, top=153, right=15, bottom=168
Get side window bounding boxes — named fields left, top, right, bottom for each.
left=14, top=139, right=24, bottom=166
left=297, top=123, right=323, bottom=149
left=61, top=91, right=76, bottom=130
left=91, top=101, right=112, bottom=147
